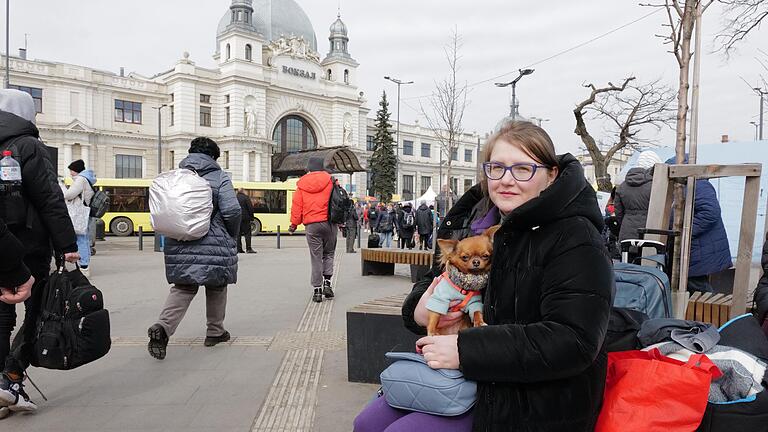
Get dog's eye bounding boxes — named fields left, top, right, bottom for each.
left=482, top=254, right=490, bottom=260
left=461, top=255, right=469, bottom=262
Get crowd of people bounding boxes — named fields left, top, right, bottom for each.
left=354, top=201, right=437, bottom=250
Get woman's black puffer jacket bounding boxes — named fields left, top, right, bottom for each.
left=402, top=154, right=614, bottom=432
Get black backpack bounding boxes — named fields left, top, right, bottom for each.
left=328, top=179, right=351, bottom=224
left=402, top=212, right=415, bottom=228
left=84, top=177, right=110, bottom=218
left=32, top=264, right=111, bottom=370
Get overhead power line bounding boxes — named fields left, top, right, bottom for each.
left=402, top=8, right=664, bottom=102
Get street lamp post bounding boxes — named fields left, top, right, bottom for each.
left=755, top=88, right=766, bottom=140
left=495, top=69, right=534, bottom=120
left=5, top=0, right=10, bottom=89
left=384, top=76, right=413, bottom=200
left=152, top=103, right=168, bottom=252
left=153, top=104, right=168, bottom=174
left=751, top=121, right=760, bottom=141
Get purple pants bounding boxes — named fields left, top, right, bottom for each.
left=353, top=396, right=474, bottom=432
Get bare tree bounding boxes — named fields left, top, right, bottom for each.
left=716, top=0, right=768, bottom=54
left=574, top=77, right=677, bottom=191
left=420, top=28, right=468, bottom=214
left=643, top=0, right=716, bottom=293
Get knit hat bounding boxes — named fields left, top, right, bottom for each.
left=68, top=159, right=86, bottom=173
left=637, top=151, right=662, bottom=169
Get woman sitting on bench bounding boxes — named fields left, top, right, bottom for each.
left=354, top=121, right=614, bottom=432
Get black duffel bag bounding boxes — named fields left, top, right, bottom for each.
left=696, top=314, right=768, bottom=432
left=605, top=307, right=648, bottom=352
left=32, top=263, right=111, bottom=370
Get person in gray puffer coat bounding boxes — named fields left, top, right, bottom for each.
left=147, top=137, right=241, bottom=360
left=615, top=150, right=662, bottom=243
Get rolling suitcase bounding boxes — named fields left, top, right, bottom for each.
left=368, top=232, right=381, bottom=248
left=613, top=262, right=672, bottom=319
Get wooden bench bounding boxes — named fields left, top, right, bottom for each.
left=685, top=290, right=755, bottom=327
left=347, top=293, right=420, bottom=384
left=361, top=248, right=434, bottom=282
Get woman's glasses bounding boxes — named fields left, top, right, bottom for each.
left=482, top=162, right=550, bottom=182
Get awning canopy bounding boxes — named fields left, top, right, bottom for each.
left=271, top=146, right=366, bottom=181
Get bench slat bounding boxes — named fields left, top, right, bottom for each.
left=362, top=248, right=433, bottom=266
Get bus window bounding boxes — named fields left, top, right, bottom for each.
left=246, top=189, right=286, bottom=214
left=102, top=186, right=149, bottom=212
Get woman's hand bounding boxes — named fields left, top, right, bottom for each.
left=63, top=252, right=80, bottom=263
left=416, top=335, right=460, bottom=369
left=414, top=277, right=465, bottom=334
left=0, top=275, right=34, bottom=305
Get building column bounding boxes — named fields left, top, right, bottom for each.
left=253, top=153, right=261, bottom=182
left=242, top=151, right=250, bottom=182
left=63, top=144, right=73, bottom=172
left=81, top=145, right=90, bottom=170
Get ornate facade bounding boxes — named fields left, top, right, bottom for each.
left=0, top=0, right=480, bottom=198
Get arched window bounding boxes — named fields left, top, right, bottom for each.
left=327, top=69, right=333, bottom=81
left=226, top=44, right=231, bottom=60
left=245, top=44, right=252, bottom=61
left=272, top=115, right=317, bottom=154
left=344, top=69, right=349, bottom=84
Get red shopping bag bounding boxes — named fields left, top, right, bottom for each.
left=596, top=348, right=722, bottom=432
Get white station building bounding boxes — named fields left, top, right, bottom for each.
left=0, top=0, right=481, bottom=201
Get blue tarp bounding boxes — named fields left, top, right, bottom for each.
left=617, top=142, right=767, bottom=263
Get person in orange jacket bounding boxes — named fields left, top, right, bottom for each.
left=289, top=157, right=337, bottom=303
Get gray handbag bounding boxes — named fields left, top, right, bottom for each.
left=379, top=351, right=477, bottom=416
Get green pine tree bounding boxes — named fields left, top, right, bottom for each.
left=370, top=91, right=396, bottom=202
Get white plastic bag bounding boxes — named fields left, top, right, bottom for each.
left=149, top=169, right=213, bottom=241
left=66, top=196, right=90, bottom=235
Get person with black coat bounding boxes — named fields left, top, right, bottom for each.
left=0, top=219, right=32, bottom=299
left=396, top=203, right=416, bottom=249
left=236, top=189, right=256, bottom=253
left=374, top=204, right=396, bottom=248
left=614, top=150, right=662, bottom=243
left=0, top=89, right=79, bottom=415
left=754, top=232, right=768, bottom=331
left=354, top=121, right=614, bottom=432
left=414, top=202, right=434, bottom=250
left=344, top=200, right=358, bottom=253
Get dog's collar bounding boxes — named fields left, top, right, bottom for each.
left=444, top=267, right=489, bottom=293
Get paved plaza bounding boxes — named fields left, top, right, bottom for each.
left=4, top=232, right=411, bottom=432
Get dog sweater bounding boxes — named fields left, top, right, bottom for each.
left=426, top=267, right=488, bottom=322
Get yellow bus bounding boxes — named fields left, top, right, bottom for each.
left=69, top=177, right=301, bottom=236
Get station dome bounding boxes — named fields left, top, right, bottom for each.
left=216, top=0, right=318, bottom=52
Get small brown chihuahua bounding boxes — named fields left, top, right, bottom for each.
left=426, top=225, right=500, bottom=336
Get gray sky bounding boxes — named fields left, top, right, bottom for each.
left=5, top=0, right=765, bottom=154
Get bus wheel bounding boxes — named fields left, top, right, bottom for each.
left=251, top=219, right=262, bottom=236
left=110, top=217, right=134, bottom=237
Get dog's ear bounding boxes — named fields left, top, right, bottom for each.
left=482, top=225, right=501, bottom=243
left=437, top=239, right=458, bottom=257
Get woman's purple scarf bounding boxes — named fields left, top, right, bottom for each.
left=470, top=205, right=500, bottom=235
